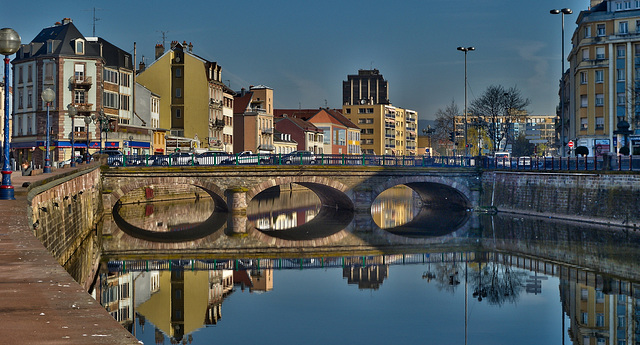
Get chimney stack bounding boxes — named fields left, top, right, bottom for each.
left=155, top=44, right=164, bottom=60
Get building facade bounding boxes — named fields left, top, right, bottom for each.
left=343, top=69, right=390, bottom=106
left=137, top=41, right=231, bottom=152
left=232, top=86, right=274, bottom=154
left=568, top=0, right=640, bottom=156
left=11, top=18, right=135, bottom=166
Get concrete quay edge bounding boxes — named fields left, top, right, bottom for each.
left=0, top=164, right=138, bottom=344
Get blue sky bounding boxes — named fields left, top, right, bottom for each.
left=3, top=0, right=589, bottom=122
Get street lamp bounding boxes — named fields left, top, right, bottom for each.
left=550, top=8, right=572, bottom=157
left=96, top=109, right=107, bottom=152
left=0, top=28, right=21, bottom=200
left=67, top=104, right=77, bottom=167
left=41, top=88, right=55, bottom=173
left=84, top=115, right=92, bottom=163
left=457, top=46, right=475, bottom=157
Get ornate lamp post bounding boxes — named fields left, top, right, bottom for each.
left=96, top=110, right=107, bottom=152
left=84, top=115, right=92, bottom=163
left=41, top=88, right=55, bottom=173
left=550, top=8, right=573, bottom=157
left=0, top=28, right=21, bottom=200
left=67, top=104, right=77, bottom=167
left=457, top=46, right=475, bottom=157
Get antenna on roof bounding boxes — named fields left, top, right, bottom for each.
left=83, top=7, right=102, bottom=36
left=157, top=30, right=169, bottom=47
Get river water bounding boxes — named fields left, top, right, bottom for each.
left=87, top=186, right=640, bottom=345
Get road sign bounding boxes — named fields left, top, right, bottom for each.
left=568, top=141, right=574, bottom=148
left=528, top=139, right=548, bottom=144
left=525, top=136, right=541, bottom=140
left=524, top=130, right=539, bottom=135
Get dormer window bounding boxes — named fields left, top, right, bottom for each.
left=75, top=39, right=84, bottom=55
left=47, top=40, right=53, bottom=54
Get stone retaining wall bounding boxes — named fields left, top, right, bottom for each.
left=27, top=166, right=103, bottom=284
left=481, top=171, right=640, bottom=227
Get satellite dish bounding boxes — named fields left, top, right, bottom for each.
left=360, top=99, right=366, bottom=105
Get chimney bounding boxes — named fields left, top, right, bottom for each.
left=155, top=44, right=164, bottom=60
left=240, top=88, right=246, bottom=97
left=188, top=42, right=193, bottom=52
left=171, top=41, right=178, bottom=49
left=62, top=18, right=72, bottom=25
left=138, top=60, right=146, bottom=73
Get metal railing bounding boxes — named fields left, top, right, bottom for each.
left=102, top=152, right=640, bottom=171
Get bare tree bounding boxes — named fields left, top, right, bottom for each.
left=469, top=85, right=530, bottom=153
left=433, top=99, right=460, bottom=156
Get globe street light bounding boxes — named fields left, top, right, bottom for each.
left=550, top=8, right=572, bottom=157
left=41, top=88, right=55, bottom=173
left=83, top=115, right=92, bottom=163
left=457, top=46, right=475, bottom=157
left=0, top=28, right=21, bottom=200
left=67, top=104, right=77, bottom=167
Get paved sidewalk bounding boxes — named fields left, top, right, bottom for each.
left=0, top=165, right=138, bottom=344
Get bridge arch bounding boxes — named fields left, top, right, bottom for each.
left=373, top=175, right=473, bottom=211
left=105, top=176, right=228, bottom=212
left=246, top=176, right=354, bottom=210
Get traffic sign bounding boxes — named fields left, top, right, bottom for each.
left=528, top=139, right=548, bottom=144
left=525, top=135, right=541, bottom=140
left=568, top=141, right=574, bottom=148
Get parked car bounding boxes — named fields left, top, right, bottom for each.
left=220, top=151, right=270, bottom=165
left=281, top=150, right=317, bottom=165
left=196, top=151, right=234, bottom=165
left=169, top=152, right=199, bottom=166
left=60, top=156, right=84, bottom=166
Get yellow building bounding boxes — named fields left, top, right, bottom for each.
left=137, top=41, right=227, bottom=150
left=343, top=103, right=417, bottom=156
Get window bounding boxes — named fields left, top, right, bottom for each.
left=617, top=68, right=626, bottom=81
left=176, top=108, right=181, bottom=118
left=361, top=128, right=374, bottom=134
left=358, top=118, right=374, bottom=124
left=617, top=2, right=623, bottom=10
left=620, top=21, right=629, bottom=34
left=75, top=40, right=84, bottom=54
left=104, top=91, right=118, bottom=108
left=596, top=117, right=605, bottom=129
left=358, top=108, right=373, bottom=114
left=597, top=23, right=606, bottom=36
left=27, top=88, right=32, bottom=108
left=74, top=64, right=85, bottom=82
left=119, top=72, right=130, bottom=87
left=596, top=47, right=605, bottom=59
left=47, top=41, right=53, bottom=54
left=175, top=68, right=182, bottom=78
left=595, top=70, right=604, bottom=83
left=18, top=66, right=23, bottom=84
left=74, top=90, right=85, bottom=104
left=596, top=313, right=605, bottom=327
left=176, top=88, right=182, bottom=98
left=120, top=95, right=130, bottom=110
left=581, top=118, right=588, bottom=130
left=104, top=69, right=118, bottom=84
left=44, top=62, right=53, bottom=81
left=18, top=89, right=23, bottom=109
left=596, top=93, right=604, bottom=106
left=582, top=49, right=589, bottom=61
left=618, top=45, right=626, bottom=57
left=27, top=65, right=32, bottom=82
left=580, top=72, right=587, bottom=84
left=584, top=26, right=592, bottom=38
left=626, top=0, right=632, bottom=9
left=345, top=108, right=351, bottom=114
left=581, top=95, right=588, bottom=107
left=618, top=92, right=625, bottom=105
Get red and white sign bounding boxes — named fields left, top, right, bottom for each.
left=567, top=141, right=574, bottom=148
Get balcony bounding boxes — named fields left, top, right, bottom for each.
left=262, top=127, right=273, bottom=134
left=210, top=119, right=225, bottom=129
left=209, top=99, right=223, bottom=109
left=70, top=103, right=93, bottom=113
left=69, top=76, right=93, bottom=88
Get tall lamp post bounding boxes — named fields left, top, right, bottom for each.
left=0, top=28, right=21, bottom=200
left=84, top=115, right=92, bottom=163
left=96, top=110, right=107, bottom=152
left=67, top=104, right=77, bottom=167
left=457, top=46, right=475, bottom=157
left=41, top=88, right=55, bottom=173
left=550, top=8, right=572, bottom=157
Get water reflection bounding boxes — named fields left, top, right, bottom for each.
left=97, top=251, right=640, bottom=345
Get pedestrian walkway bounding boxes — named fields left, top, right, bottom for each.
left=0, top=164, right=138, bottom=344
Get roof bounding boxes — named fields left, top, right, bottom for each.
left=233, top=92, right=253, bottom=114
left=275, top=108, right=359, bottom=129
left=97, top=37, right=132, bottom=70
left=275, top=116, right=322, bottom=133
left=319, top=108, right=359, bottom=129
left=19, top=19, right=102, bottom=59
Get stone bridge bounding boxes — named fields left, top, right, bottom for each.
left=101, top=165, right=481, bottom=213
left=100, top=165, right=482, bottom=245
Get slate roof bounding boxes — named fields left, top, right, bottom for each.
left=275, top=116, right=322, bottom=133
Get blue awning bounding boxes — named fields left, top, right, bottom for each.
left=126, top=141, right=150, bottom=149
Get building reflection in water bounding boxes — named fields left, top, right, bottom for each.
left=371, top=185, right=421, bottom=229
left=98, top=251, right=640, bottom=344
left=248, top=186, right=321, bottom=230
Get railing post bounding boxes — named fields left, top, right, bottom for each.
left=342, top=153, right=345, bottom=166
left=362, top=154, right=365, bottom=166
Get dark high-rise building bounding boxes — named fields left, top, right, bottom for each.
left=342, top=69, right=389, bottom=106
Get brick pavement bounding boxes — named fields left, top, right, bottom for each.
left=0, top=165, right=138, bottom=344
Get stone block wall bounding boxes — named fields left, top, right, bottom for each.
left=481, top=171, right=640, bottom=227
left=28, top=167, right=102, bottom=275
